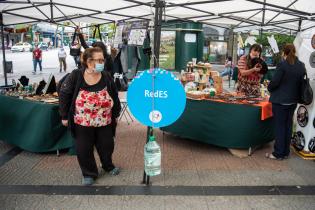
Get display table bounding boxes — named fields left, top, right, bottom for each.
left=161, top=99, right=274, bottom=149
left=0, top=95, right=73, bottom=153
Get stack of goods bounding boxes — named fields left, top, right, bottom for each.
left=1, top=76, right=59, bottom=104
left=207, top=92, right=265, bottom=104
left=182, top=60, right=225, bottom=99
left=186, top=90, right=205, bottom=100
left=212, top=76, right=223, bottom=94
left=24, top=93, right=59, bottom=104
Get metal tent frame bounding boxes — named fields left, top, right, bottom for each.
left=0, top=0, right=314, bottom=185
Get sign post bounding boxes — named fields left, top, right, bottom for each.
left=127, top=68, right=186, bottom=185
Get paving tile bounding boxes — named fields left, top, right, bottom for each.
left=122, top=195, right=165, bottom=210
left=163, top=170, right=201, bottom=186
left=164, top=196, right=208, bottom=210
left=0, top=195, right=123, bottom=210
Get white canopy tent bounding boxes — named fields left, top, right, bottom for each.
left=0, top=0, right=314, bottom=86
left=0, top=0, right=314, bottom=32
left=0, top=0, right=314, bottom=185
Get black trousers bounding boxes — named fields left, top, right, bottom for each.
left=272, top=103, right=297, bottom=158
left=74, top=124, right=115, bottom=178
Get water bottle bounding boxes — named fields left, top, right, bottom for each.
left=144, top=135, right=161, bottom=176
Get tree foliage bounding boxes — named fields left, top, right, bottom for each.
left=256, top=33, right=295, bottom=52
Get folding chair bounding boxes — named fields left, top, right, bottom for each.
left=119, top=98, right=134, bottom=125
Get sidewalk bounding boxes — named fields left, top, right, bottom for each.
left=1, top=110, right=315, bottom=209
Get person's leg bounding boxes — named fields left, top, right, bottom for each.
left=272, top=104, right=287, bottom=158
left=63, top=58, right=67, bottom=72
left=284, top=104, right=297, bottom=157
left=33, top=59, right=37, bottom=72
left=220, top=68, right=229, bottom=77
left=73, top=56, right=77, bottom=66
left=59, top=58, right=62, bottom=72
left=74, top=124, right=99, bottom=179
left=39, top=59, right=42, bottom=71
left=95, top=124, right=115, bottom=172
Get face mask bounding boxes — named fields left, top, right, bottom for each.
left=95, top=63, right=104, bottom=72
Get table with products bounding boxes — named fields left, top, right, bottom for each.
left=161, top=97, right=274, bottom=149
left=0, top=95, right=73, bottom=153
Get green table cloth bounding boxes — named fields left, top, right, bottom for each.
left=0, top=95, right=73, bottom=152
left=161, top=99, right=275, bottom=149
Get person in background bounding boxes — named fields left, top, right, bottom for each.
left=58, top=45, right=67, bottom=73
left=220, top=56, right=233, bottom=77
left=237, top=44, right=263, bottom=96
left=76, top=28, right=114, bottom=77
left=32, top=43, right=42, bottom=74
left=266, top=44, right=306, bottom=160
left=72, top=41, right=81, bottom=68
left=59, top=47, right=121, bottom=186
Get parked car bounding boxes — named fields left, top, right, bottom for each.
left=11, top=42, right=31, bottom=52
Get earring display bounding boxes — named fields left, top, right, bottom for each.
left=292, top=131, right=305, bottom=152
left=297, top=106, right=308, bottom=127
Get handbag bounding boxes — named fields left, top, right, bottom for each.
left=70, top=31, right=81, bottom=56
left=299, top=73, right=313, bottom=105
left=70, top=48, right=81, bottom=56
left=114, top=73, right=128, bottom=91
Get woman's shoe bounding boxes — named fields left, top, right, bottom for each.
left=265, top=153, right=283, bottom=160
left=82, top=177, right=94, bottom=186
left=108, top=167, right=120, bottom=176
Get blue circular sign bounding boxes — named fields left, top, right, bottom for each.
left=127, top=68, right=186, bottom=128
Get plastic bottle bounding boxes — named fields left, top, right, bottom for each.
left=144, top=135, right=161, bottom=176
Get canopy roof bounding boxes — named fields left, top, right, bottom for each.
left=0, top=0, right=314, bottom=33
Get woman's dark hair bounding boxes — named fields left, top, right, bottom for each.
left=283, top=44, right=296, bottom=65
left=227, top=56, right=232, bottom=61
left=81, top=47, right=104, bottom=69
left=246, top=44, right=262, bottom=69
left=92, top=42, right=108, bottom=57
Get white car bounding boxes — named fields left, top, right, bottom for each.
left=11, top=42, right=32, bottom=52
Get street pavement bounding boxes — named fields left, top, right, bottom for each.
left=0, top=47, right=76, bottom=86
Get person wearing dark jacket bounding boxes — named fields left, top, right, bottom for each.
left=266, top=44, right=306, bottom=160
left=77, top=31, right=114, bottom=77
left=59, top=47, right=121, bottom=185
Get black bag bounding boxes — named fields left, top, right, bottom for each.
left=70, top=48, right=81, bottom=56
left=299, top=73, right=313, bottom=105
left=70, top=31, right=81, bottom=56
left=114, top=73, right=128, bottom=91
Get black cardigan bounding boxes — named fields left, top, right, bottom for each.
left=268, top=59, right=306, bottom=104
left=59, top=69, right=121, bottom=136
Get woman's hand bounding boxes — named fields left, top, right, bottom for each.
left=62, top=120, right=68, bottom=127
left=75, top=27, right=81, bottom=33
left=253, top=63, right=262, bottom=72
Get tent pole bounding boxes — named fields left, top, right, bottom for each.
left=0, top=13, right=8, bottom=86
left=260, top=0, right=266, bottom=41
left=298, top=18, right=302, bottom=32
left=50, top=0, right=53, bottom=22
